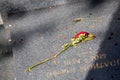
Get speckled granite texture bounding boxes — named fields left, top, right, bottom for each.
left=7, top=0, right=120, bottom=80
left=0, top=0, right=120, bottom=80
left=0, top=0, right=83, bottom=13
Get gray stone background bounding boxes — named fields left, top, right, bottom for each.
left=0, top=0, right=120, bottom=80
left=0, top=0, right=83, bottom=13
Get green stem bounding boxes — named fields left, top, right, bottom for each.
left=25, top=44, right=72, bottom=72
left=54, top=44, right=72, bottom=58
left=25, top=56, right=55, bottom=72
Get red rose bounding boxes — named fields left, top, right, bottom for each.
left=73, top=31, right=89, bottom=38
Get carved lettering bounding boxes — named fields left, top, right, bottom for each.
left=109, top=60, right=116, bottom=66
left=103, top=61, right=109, bottom=67
left=91, top=62, right=99, bottom=69
left=89, top=59, right=120, bottom=70
left=46, top=51, right=120, bottom=78
left=89, top=55, right=96, bottom=61
left=80, top=66, right=88, bottom=72
left=97, top=54, right=107, bottom=60
left=76, top=51, right=107, bottom=61
left=46, top=68, right=75, bottom=78
left=63, top=58, right=81, bottom=66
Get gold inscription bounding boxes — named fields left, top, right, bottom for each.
left=88, top=54, right=107, bottom=62
left=45, top=50, right=120, bottom=78
left=80, top=59, right=120, bottom=71
left=46, top=68, right=75, bottom=78
left=76, top=51, right=107, bottom=61
left=46, top=59, right=120, bottom=78
left=63, top=58, right=81, bottom=66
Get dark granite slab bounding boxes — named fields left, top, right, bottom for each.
left=0, top=0, right=84, bottom=13
left=7, top=0, right=120, bottom=80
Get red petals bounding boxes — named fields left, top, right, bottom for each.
left=73, top=31, right=89, bottom=38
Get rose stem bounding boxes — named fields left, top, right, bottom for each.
left=25, top=44, right=72, bottom=72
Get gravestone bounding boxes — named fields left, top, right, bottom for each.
left=5, top=0, right=120, bottom=80
left=0, top=0, right=84, bottom=13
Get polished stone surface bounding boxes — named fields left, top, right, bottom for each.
left=0, top=0, right=83, bottom=12
left=2, top=0, right=120, bottom=80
